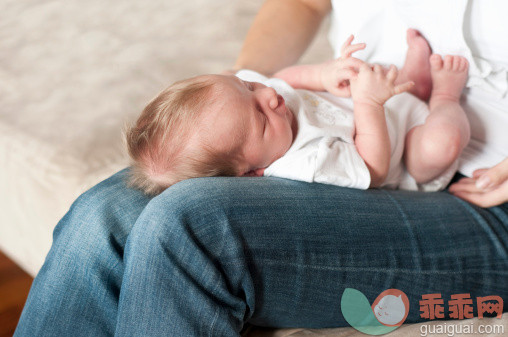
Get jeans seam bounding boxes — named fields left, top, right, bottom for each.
left=236, top=260, right=508, bottom=275
left=206, top=217, right=229, bottom=337
left=381, top=189, right=423, bottom=271
left=208, top=298, right=221, bottom=337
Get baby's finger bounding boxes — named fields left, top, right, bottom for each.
left=337, top=68, right=357, bottom=80
left=393, top=81, right=414, bottom=94
left=342, top=43, right=366, bottom=58
left=340, top=35, right=355, bottom=57
left=359, top=62, right=372, bottom=73
left=386, top=65, right=398, bottom=82
left=329, top=86, right=351, bottom=97
left=373, top=64, right=383, bottom=74
left=328, top=76, right=352, bottom=96
left=342, top=57, right=364, bottom=71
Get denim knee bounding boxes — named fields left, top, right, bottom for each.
left=120, top=177, right=257, bottom=336
left=48, top=170, right=150, bottom=274
left=127, top=177, right=250, bottom=263
left=16, top=171, right=151, bottom=337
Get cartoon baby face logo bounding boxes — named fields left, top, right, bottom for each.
left=341, top=288, right=410, bottom=335
left=371, top=289, right=410, bottom=327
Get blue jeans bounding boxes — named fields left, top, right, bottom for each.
left=15, top=169, right=508, bottom=336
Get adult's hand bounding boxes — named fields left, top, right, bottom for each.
left=449, top=157, right=508, bottom=207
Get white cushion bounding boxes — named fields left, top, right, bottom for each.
left=0, top=0, right=333, bottom=276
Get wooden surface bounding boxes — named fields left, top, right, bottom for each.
left=0, top=250, right=32, bottom=337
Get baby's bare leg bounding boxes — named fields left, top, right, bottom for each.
left=395, top=29, right=432, bottom=101
left=404, top=55, right=470, bottom=184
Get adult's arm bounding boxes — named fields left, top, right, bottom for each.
left=233, top=0, right=332, bottom=76
left=273, top=36, right=365, bottom=96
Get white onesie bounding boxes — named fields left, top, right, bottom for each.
left=236, top=70, right=457, bottom=191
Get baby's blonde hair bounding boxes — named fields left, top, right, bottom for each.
left=125, top=76, right=243, bottom=196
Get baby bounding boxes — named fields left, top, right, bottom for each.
left=125, top=30, right=470, bottom=195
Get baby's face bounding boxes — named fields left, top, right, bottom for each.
left=199, top=75, right=296, bottom=176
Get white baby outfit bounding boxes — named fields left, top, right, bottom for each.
left=236, top=70, right=457, bottom=191
left=327, top=0, right=508, bottom=178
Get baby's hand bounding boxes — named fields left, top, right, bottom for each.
left=350, top=63, right=414, bottom=106
left=320, top=35, right=365, bottom=97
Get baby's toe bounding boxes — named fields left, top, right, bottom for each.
left=444, top=55, right=453, bottom=70
left=460, top=57, right=469, bottom=72
left=430, top=54, right=443, bottom=70
left=453, top=56, right=462, bottom=71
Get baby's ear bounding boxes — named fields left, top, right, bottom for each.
left=241, top=168, right=265, bottom=177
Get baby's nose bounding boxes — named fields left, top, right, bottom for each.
left=263, top=87, right=279, bottom=109
left=269, top=96, right=278, bottom=110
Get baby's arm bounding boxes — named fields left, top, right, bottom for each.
left=274, top=35, right=364, bottom=97
left=351, top=64, right=414, bottom=187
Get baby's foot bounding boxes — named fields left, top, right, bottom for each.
left=429, top=54, right=468, bottom=108
left=397, top=29, right=432, bottom=101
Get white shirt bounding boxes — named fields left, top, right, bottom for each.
left=236, top=70, right=453, bottom=191
left=328, top=0, right=508, bottom=177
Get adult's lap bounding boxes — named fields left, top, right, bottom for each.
left=136, top=175, right=508, bottom=326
